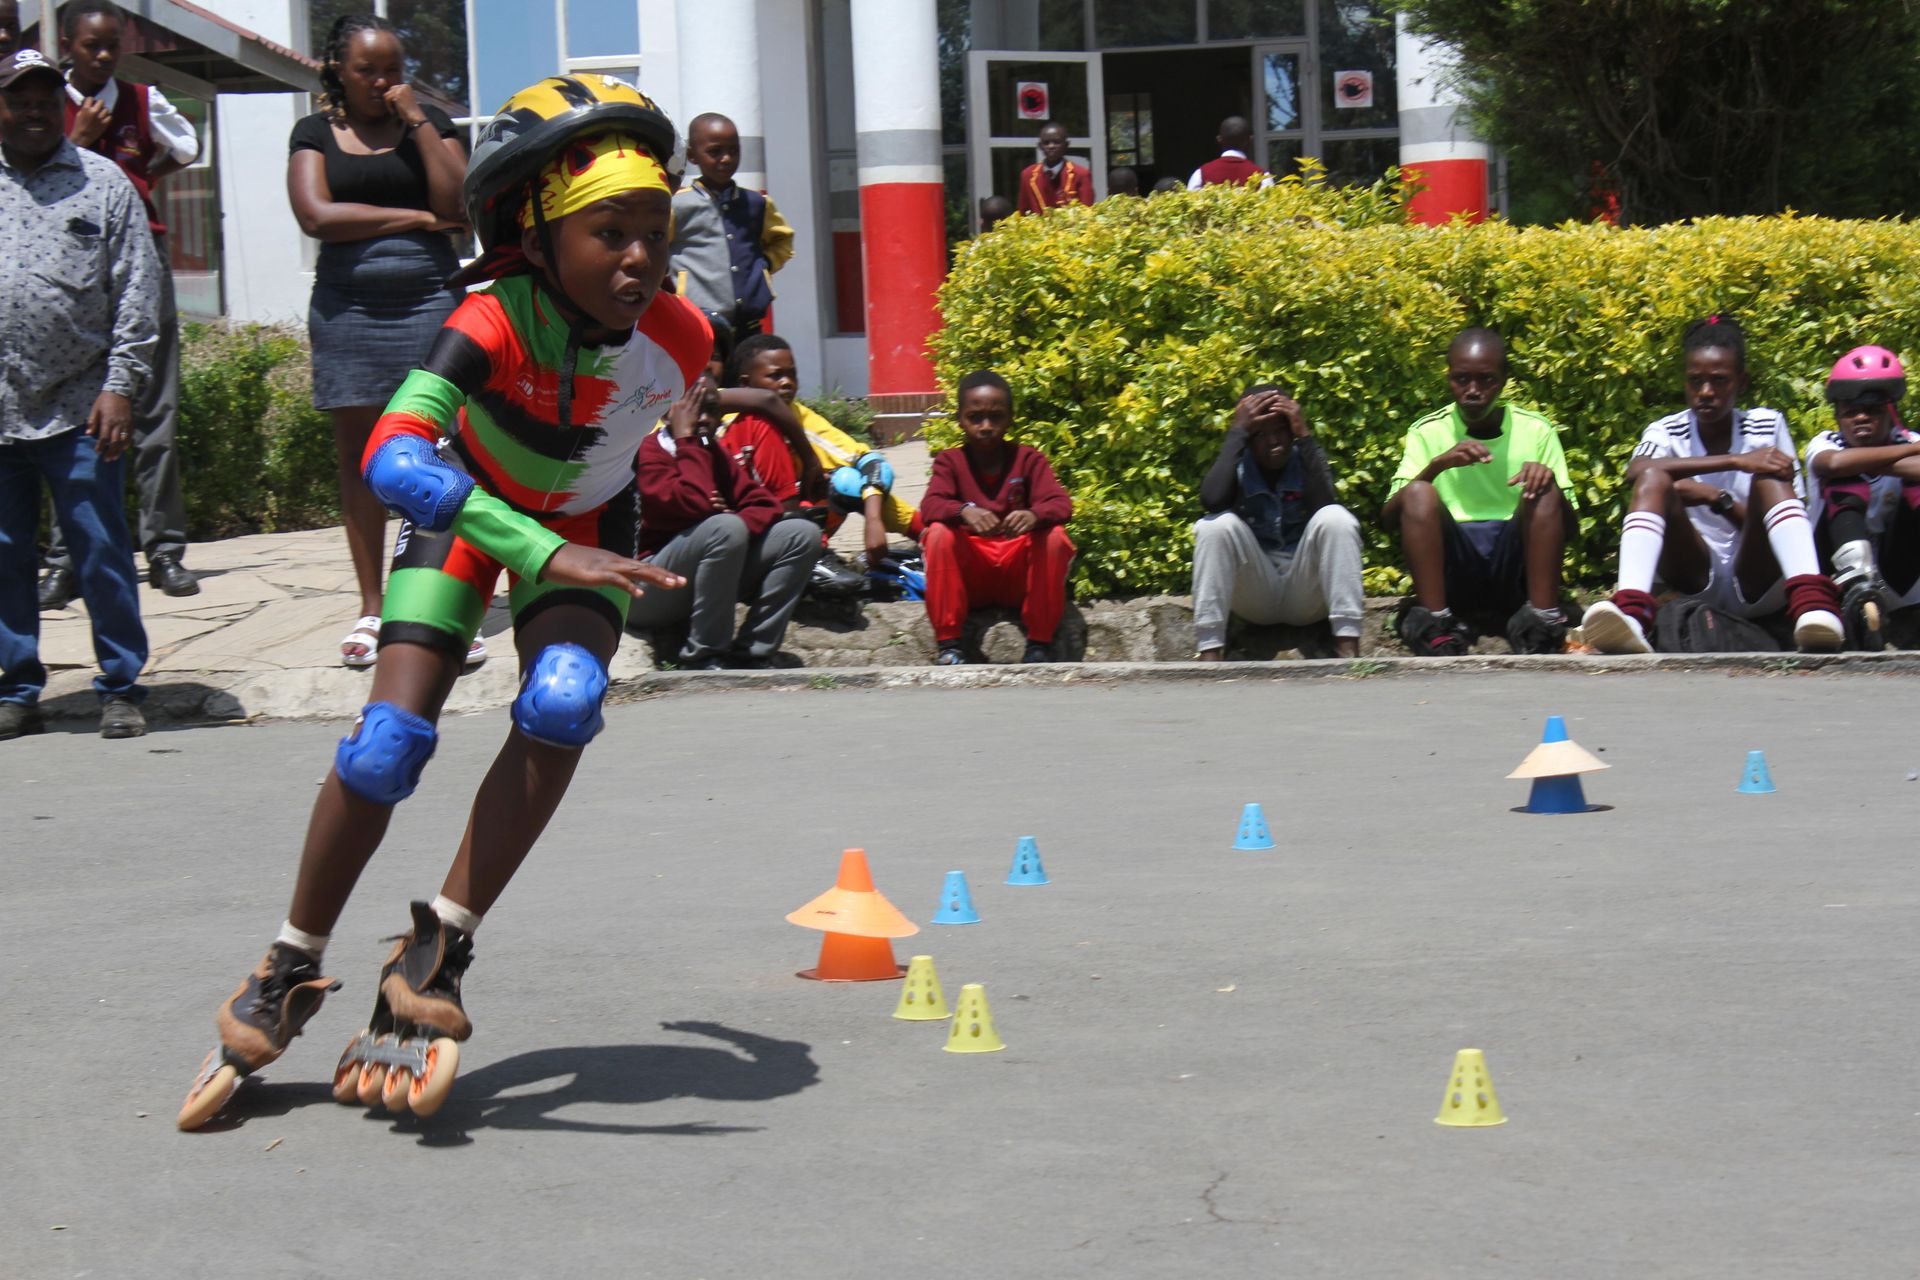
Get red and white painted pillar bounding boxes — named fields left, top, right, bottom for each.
left=674, top=0, right=766, bottom=191
left=1394, top=16, right=1489, bottom=225
left=849, top=0, right=946, bottom=399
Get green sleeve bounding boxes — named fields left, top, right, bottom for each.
left=1534, top=419, right=1576, bottom=495
left=451, top=489, right=568, bottom=584
left=1387, top=425, right=1437, bottom=498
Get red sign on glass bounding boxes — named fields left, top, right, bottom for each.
left=1016, top=81, right=1050, bottom=120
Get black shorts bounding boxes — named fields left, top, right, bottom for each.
left=1441, top=512, right=1527, bottom=613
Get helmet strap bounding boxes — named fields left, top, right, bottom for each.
left=528, top=185, right=593, bottom=432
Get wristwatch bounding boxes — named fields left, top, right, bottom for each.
left=1710, top=490, right=1736, bottom=516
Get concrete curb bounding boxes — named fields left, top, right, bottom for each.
left=616, top=649, right=1920, bottom=700
left=41, top=648, right=1903, bottom=729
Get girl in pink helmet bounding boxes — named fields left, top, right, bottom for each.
left=1583, top=315, right=1844, bottom=654
left=1802, top=344, right=1920, bottom=648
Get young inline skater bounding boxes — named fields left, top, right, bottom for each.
left=178, top=76, right=708, bottom=1129
left=1804, top=345, right=1920, bottom=648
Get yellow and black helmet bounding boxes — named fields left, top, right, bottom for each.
left=462, top=74, right=679, bottom=252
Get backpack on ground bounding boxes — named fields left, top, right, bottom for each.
left=1653, top=597, right=1778, bottom=653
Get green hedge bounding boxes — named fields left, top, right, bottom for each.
left=178, top=322, right=339, bottom=540
left=933, top=174, right=1920, bottom=596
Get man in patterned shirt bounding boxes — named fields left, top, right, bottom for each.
left=0, top=47, right=160, bottom=740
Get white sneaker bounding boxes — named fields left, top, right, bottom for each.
left=1581, top=600, right=1651, bottom=654
left=1793, top=609, right=1844, bottom=652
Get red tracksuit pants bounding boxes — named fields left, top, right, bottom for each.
left=922, top=522, right=1075, bottom=643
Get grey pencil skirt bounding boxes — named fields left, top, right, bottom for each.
left=307, top=232, right=461, bottom=411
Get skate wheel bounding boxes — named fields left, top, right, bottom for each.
left=177, top=1054, right=241, bottom=1131
left=356, top=1060, right=387, bottom=1108
left=380, top=1065, right=413, bottom=1113
left=405, top=1038, right=460, bottom=1118
left=331, top=1056, right=362, bottom=1104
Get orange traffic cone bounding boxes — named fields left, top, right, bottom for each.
left=788, top=848, right=918, bottom=981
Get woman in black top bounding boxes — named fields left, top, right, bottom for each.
left=289, top=14, right=471, bottom=666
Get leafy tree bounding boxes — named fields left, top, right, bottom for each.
left=309, top=0, right=469, bottom=112
left=1397, top=0, right=1920, bottom=224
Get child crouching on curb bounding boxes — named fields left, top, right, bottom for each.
left=918, top=371, right=1074, bottom=664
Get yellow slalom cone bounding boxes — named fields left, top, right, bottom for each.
left=892, top=955, right=951, bottom=1021
left=1434, top=1048, right=1507, bottom=1127
left=942, top=983, right=1006, bottom=1053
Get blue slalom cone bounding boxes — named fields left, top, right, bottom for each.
left=1006, top=835, right=1050, bottom=885
left=931, top=870, right=981, bottom=924
left=1233, top=802, right=1275, bottom=851
left=1526, top=773, right=1589, bottom=814
left=1737, top=749, right=1776, bottom=794
left=1541, top=714, right=1569, bottom=743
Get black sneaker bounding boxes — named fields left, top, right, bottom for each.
left=934, top=644, right=967, bottom=666
left=37, top=566, right=76, bottom=611
left=99, top=697, right=147, bottom=739
left=1021, top=641, right=1053, bottom=664
left=1399, top=604, right=1470, bottom=657
left=1505, top=603, right=1568, bottom=655
left=0, top=702, right=45, bottom=740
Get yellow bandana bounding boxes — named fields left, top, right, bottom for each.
left=521, top=132, right=670, bottom=229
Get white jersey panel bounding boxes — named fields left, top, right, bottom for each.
left=1630, top=407, right=1800, bottom=570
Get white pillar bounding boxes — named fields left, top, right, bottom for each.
left=1394, top=15, right=1489, bottom=224
left=674, top=0, right=765, bottom=190
left=850, top=0, right=945, bottom=397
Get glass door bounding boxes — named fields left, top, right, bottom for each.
left=967, top=50, right=1107, bottom=227
left=1252, top=40, right=1314, bottom=177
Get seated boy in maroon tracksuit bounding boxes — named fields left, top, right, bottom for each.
left=627, top=376, right=822, bottom=669
left=918, top=371, right=1074, bottom=664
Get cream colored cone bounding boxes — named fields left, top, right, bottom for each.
left=942, top=983, right=1005, bottom=1053
left=1507, top=739, right=1608, bottom=779
left=892, top=955, right=951, bottom=1021
left=1434, top=1048, right=1507, bottom=1126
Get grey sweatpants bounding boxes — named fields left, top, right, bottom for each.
left=626, top=514, right=821, bottom=661
left=1190, top=506, right=1365, bottom=652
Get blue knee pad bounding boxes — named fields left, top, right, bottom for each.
left=335, top=702, right=438, bottom=805
left=512, top=643, right=609, bottom=749
left=363, top=434, right=474, bottom=531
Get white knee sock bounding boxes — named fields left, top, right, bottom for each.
left=430, top=894, right=483, bottom=935
left=275, top=921, right=329, bottom=962
left=1762, top=499, right=1820, bottom=580
left=1617, top=511, right=1665, bottom=594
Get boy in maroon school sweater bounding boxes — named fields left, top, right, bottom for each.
left=918, top=371, right=1074, bottom=664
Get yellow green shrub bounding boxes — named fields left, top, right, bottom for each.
left=934, top=181, right=1920, bottom=596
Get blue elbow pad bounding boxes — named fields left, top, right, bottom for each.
left=854, top=451, right=894, bottom=492
left=512, top=643, right=609, bottom=748
left=335, top=702, right=438, bottom=805
left=828, top=465, right=867, bottom=513
left=364, top=435, right=474, bottom=531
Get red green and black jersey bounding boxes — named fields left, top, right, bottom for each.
left=369, top=275, right=710, bottom=520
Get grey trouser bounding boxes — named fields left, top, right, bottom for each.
left=47, top=244, right=183, bottom=569
left=1191, top=506, right=1365, bottom=652
left=625, top=514, right=821, bottom=660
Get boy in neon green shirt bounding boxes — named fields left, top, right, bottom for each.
left=1382, top=328, right=1576, bottom=655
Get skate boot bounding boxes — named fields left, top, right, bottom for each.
left=1837, top=569, right=1891, bottom=651
left=332, top=901, right=473, bottom=1117
left=178, top=943, right=340, bottom=1130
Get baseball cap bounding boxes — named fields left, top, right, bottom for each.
left=0, top=48, right=64, bottom=90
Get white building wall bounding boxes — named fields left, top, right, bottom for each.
left=209, top=0, right=312, bottom=324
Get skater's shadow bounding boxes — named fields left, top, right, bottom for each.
left=390, top=1020, right=819, bottom=1146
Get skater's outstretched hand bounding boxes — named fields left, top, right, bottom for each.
left=542, top=545, right=685, bottom=597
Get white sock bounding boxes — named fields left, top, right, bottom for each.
left=430, top=894, right=483, bottom=935
left=1762, top=499, right=1820, bottom=580
left=275, top=921, right=329, bottom=962
left=1617, top=511, right=1665, bottom=594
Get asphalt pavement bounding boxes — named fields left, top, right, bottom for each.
left=4, top=673, right=1917, bottom=1278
